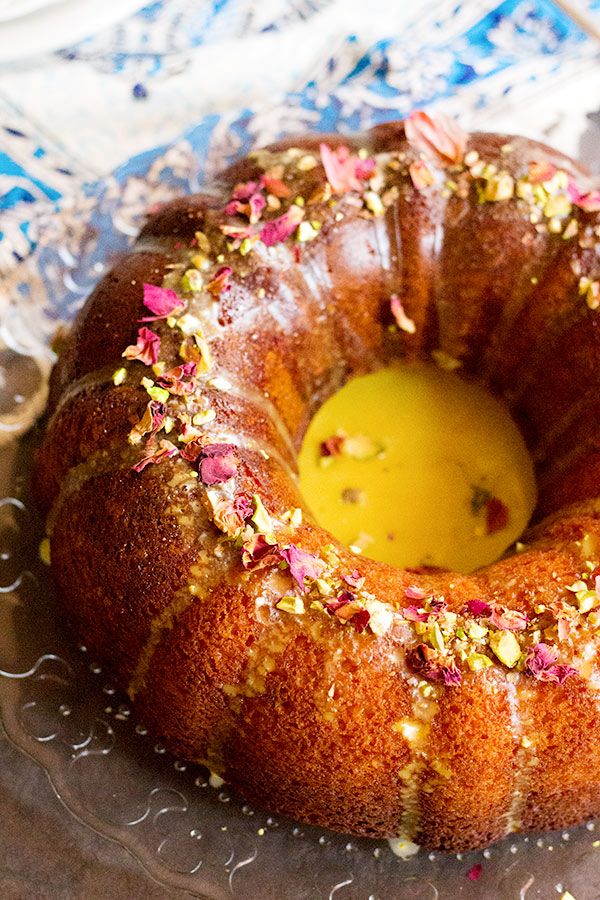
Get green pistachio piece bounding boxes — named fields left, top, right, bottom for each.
left=467, top=652, right=493, bottom=672
left=276, top=595, right=305, bottom=615
left=468, top=622, right=488, bottom=641
left=251, top=495, right=273, bottom=535
left=489, top=631, right=521, bottom=668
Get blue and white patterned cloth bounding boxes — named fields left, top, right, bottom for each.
left=1, top=0, right=600, bottom=318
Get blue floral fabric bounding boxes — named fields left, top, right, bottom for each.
left=0, top=0, right=598, bottom=274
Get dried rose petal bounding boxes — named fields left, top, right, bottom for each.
left=129, top=400, right=167, bottom=445
left=390, top=294, right=416, bottom=334
left=319, top=143, right=372, bottom=194
left=156, top=361, right=197, bottom=396
left=467, top=864, right=482, bottom=882
left=206, top=266, right=233, bottom=296
left=342, top=570, right=364, bottom=589
left=351, top=608, right=371, bottom=633
left=557, top=616, right=572, bottom=642
left=524, top=643, right=578, bottom=684
left=231, top=180, right=259, bottom=201
left=429, top=597, right=447, bottom=615
left=355, top=157, right=376, bottom=180
left=406, top=643, right=461, bottom=685
left=403, top=605, right=430, bottom=623
left=259, top=205, right=305, bottom=246
left=225, top=193, right=266, bottom=224
left=132, top=439, right=178, bottom=472
left=248, top=193, right=266, bottom=223
left=405, top=110, right=467, bottom=167
left=211, top=498, right=246, bottom=536
left=324, top=592, right=353, bottom=614
left=220, top=223, right=255, bottom=240
left=320, top=435, right=345, bottom=457
left=465, top=599, right=493, bottom=617
left=140, top=283, right=182, bottom=320
left=198, top=443, right=238, bottom=485
left=567, top=178, right=600, bottom=212
left=181, top=441, right=203, bottom=463
left=405, top=585, right=427, bottom=601
left=544, top=663, right=579, bottom=684
left=262, top=173, right=292, bottom=199
left=122, top=326, right=161, bottom=366
left=490, top=606, right=527, bottom=632
left=485, top=496, right=509, bottom=534
left=325, top=594, right=370, bottom=632
left=241, top=533, right=280, bottom=570
left=233, top=493, right=253, bottom=521
left=280, top=545, right=325, bottom=591
left=528, top=161, right=557, bottom=184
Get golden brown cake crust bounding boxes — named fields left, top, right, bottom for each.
left=34, top=113, right=600, bottom=851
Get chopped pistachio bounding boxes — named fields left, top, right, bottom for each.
left=194, top=230, right=211, bottom=253
left=577, top=590, right=599, bottom=614
left=468, top=622, right=488, bottom=641
left=144, top=382, right=170, bottom=404
left=314, top=577, right=334, bottom=597
left=429, top=621, right=445, bottom=652
left=252, top=495, right=273, bottom=535
left=192, top=409, right=216, bottom=426
left=297, top=154, right=317, bottom=172
left=181, top=269, right=203, bottom=293
left=176, top=313, right=204, bottom=336
left=276, top=595, right=305, bottom=615
left=112, top=366, right=127, bottom=386
left=364, top=191, right=385, bottom=216
left=297, top=220, right=321, bottom=242
left=483, top=173, right=514, bottom=202
left=489, top=630, right=521, bottom=668
left=467, top=652, right=493, bottom=672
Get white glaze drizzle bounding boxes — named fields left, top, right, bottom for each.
left=395, top=674, right=441, bottom=843
left=503, top=675, right=533, bottom=835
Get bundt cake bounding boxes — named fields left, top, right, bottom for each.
left=34, top=111, right=600, bottom=853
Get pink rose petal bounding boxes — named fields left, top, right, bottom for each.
left=405, top=110, right=467, bottom=167
left=465, top=599, right=492, bottom=617
left=206, top=266, right=232, bottom=296
left=524, top=643, right=578, bottom=684
left=259, top=205, right=305, bottom=246
left=122, top=326, right=161, bottom=366
left=490, top=606, right=527, bottom=632
left=280, top=545, right=326, bottom=591
left=241, top=533, right=280, bottom=571
left=132, top=439, right=178, bottom=472
left=319, top=143, right=373, bottom=194
left=140, top=283, right=182, bottom=320
left=198, top=443, right=238, bottom=485
left=467, top=863, right=482, bottom=881
left=156, top=361, right=197, bottom=396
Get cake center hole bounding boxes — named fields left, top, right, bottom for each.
left=298, top=363, right=537, bottom=574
